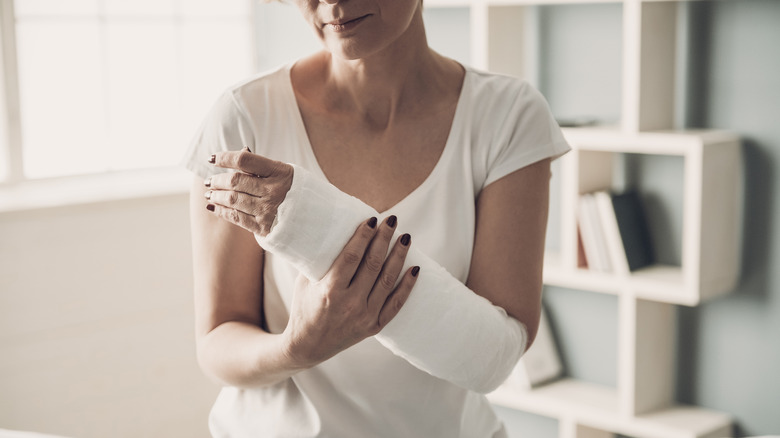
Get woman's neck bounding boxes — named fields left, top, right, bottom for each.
left=326, top=52, right=437, bottom=129
left=302, top=9, right=459, bottom=131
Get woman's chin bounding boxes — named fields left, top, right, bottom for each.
left=323, top=36, right=385, bottom=62
left=327, top=45, right=371, bottom=62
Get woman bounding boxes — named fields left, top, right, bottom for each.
left=184, top=0, right=569, bottom=435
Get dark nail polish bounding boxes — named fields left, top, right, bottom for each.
left=208, top=154, right=216, bottom=164
left=206, top=204, right=215, bottom=212
left=204, top=177, right=211, bottom=188
left=367, top=217, right=378, bottom=228
left=244, top=146, right=252, bottom=153
left=400, top=233, right=411, bottom=246
left=411, top=266, right=420, bottom=277
left=386, top=215, right=397, bottom=228
left=204, top=191, right=212, bottom=200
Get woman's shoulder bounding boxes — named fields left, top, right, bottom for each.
left=458, top=67, right=555, bottom=141
left=220, top=64, right=293, bottom=111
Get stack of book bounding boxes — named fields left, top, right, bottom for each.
left=510, top=190, right=656, bottom=392
left=577, top=190, right=655, bottom=274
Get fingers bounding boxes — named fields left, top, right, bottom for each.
left=206, top=171, right=263, bottom=195
left=377, top=266, right=420, bottom=329
left=205, top=188, right=256, bottom=216
left=210, top=149, right=286, bottom=178
left=327, top=217, right=380, bottom=288
left=364, top=232, right=411, bottom=314
left=204, top=154, right=293, bottom=236
left=204, top=202, right=260, bottom=234
left=350, top=216, right=399, bottom=292
left=205, top=172, right=267, bottom=221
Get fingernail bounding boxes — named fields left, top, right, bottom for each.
left=204, top=177, right=211, bottom=187
left=411, top=266, right=420, bottom=277
left=367, top=217, right=377, bottom=228
left=206, top=204, right=215, bottom=212
left=386, top=215, right=397, bottom=228
left=204, top=190, right=212, bottom=200
left=400, top=233, right=411, bottom=246
left=208, top=154, right=216, bottom=164
left=243, top=145, right=252, bottom=153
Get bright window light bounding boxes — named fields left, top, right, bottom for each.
left=14, top=0, right=99, bottom=17
left=16, top=20, right=106, bottom=177
left=0, top=32, right=9, bottom=183
left=12, top=0, right=253, bottom=180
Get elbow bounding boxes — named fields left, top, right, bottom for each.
left=195, top=337, right=225, bottom=386
left=523, top=320, right=539, bottom=353
left=196, top=329, right=244, bottom=388
left=512, top=308, right=540, bottom=354
left=195, top=344, right=212, bottom=378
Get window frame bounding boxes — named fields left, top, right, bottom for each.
left=1, top=0, right=23, bottom=185
left=0, top=0, right=257, bottom=213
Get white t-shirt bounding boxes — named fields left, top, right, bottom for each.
left=183, top=63, right=570, bottom=438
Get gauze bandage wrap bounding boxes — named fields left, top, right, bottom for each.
left=256, top=165, right=527, bottom=393
left=256, top=164, right=376, bottom=281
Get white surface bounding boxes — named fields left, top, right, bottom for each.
left=0, top=430, right=71, bottom=438
left=0, top=167, right=191, bottom=213
left=0, top=193, right=216, bottom=437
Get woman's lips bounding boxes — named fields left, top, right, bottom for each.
left=325, top=15, right=369, bottom=33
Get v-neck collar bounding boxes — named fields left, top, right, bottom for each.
left=282, top=62, right=470, bottom=215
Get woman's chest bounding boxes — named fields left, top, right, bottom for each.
left=297, top=105, right=455, bottom=214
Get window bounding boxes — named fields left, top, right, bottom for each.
left=1, top=0, right=253, bottom=181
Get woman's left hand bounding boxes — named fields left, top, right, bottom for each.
left=204, top=147, right=294, bottom=237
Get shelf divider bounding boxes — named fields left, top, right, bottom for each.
left=619, top=297, right=677, bottom=417
left=622, top=0, right=678, bottom=132
left=486, top=5, right=529, bottom=79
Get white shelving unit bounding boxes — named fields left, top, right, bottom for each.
left=424, top=0, right=742, bottom=437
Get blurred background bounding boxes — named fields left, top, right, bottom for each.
left=0, top=0, right=778, bottom=437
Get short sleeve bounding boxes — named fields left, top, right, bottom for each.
left=482, top=81, right=570, bottom=189
left=180, top=90, right=255, bottom=179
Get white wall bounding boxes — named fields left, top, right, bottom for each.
left=0, top=193, right=218, bottom=437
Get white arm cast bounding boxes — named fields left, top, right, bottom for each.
left=256, top=165, right=527, bottom=393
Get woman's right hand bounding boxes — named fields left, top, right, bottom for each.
left=205, top=147, right=294, bottom=237
left=281, top=216, right=419, bottom=368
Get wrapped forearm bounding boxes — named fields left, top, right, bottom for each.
left=376, top=248, right=527, bottom=393
left=256, top=165, right=527, bottom=393
left=256, top=165, right=374, bottom=281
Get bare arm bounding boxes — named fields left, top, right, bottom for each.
left=467, top=158, right=552, bottom=349
left=190, top=177, right=302, bottom=388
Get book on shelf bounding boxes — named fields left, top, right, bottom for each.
left=577, top=193, right=612, bottom=272
left=609, top=190, right=655, bottom=271
left=510, top=307, right=563, bottom=389
left=577, top=224, right=588, bottom=269
left=593, top=191, right=630, bottom=275
left=580, top=190, right=655, bottom=274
